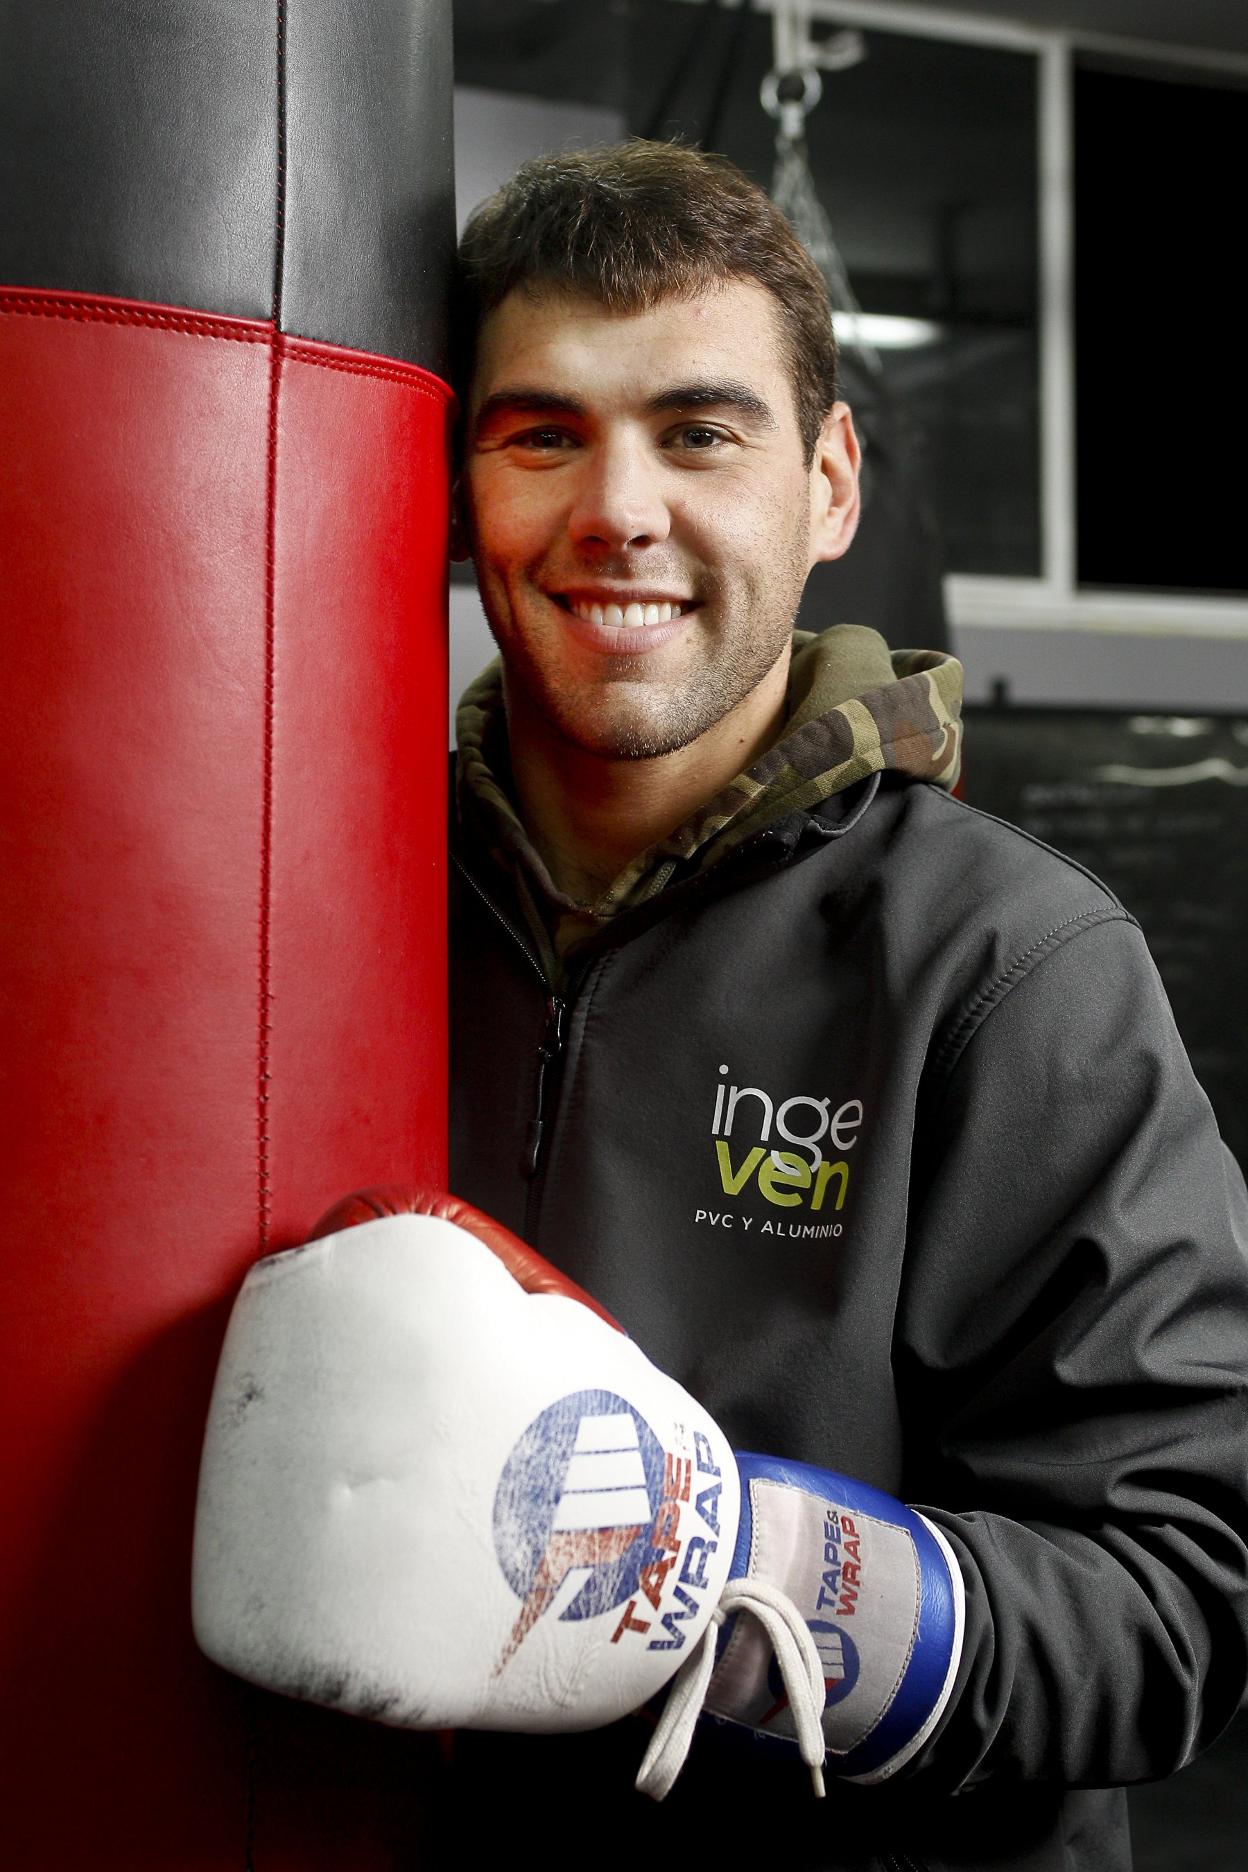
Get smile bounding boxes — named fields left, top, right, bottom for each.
left=546, top=590, right=699, bottom=657
left=555, top=595, right=695, bottom=629
left=568, top=598, right=689, bottom=629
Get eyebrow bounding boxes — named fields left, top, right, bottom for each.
left=648, top=382, right=778, bottom=429
left=473, top=389, right=588, bottom=430
left=472, top=380, right=778, bottom=433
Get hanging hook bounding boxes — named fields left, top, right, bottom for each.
left=760, top=66, right=822, bottom=141
left=772, top=0, right=867, bottom=79
left=815, top=28, right=869, bottom=74
left=763, top=4, right=867, bottom=141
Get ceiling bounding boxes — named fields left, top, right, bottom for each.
left=887, top=0, right=1248, bottom=58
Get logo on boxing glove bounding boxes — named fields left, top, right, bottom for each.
left=761, top=1618, right=861, bottom=1731
left=492, top=1388, right=723, bottom=1672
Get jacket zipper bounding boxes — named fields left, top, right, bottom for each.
left=451, top=855, right=572, bottom=1228
left=452, top=811, right=859, bottom=1236
left=524, top=992, right=566, bottom=1177
left=452, top=831, right=811, bottom=1240
left=452, top=853, right=546, bottom=986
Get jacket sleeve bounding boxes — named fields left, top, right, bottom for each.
left=899, top=914, right=1248, bottom=1791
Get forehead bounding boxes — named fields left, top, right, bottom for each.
left=469, top=277, right=793, bottom=421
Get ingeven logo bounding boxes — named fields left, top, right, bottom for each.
left=701, top=1065, right=864, bottom=1231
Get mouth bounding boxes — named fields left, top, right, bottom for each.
left=551, top=592, right=697, bottom=630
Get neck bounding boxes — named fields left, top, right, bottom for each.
left=505, top=651, right=791, bottom=904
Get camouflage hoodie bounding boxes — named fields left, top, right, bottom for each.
left=455, top=623, right=963, bottom=971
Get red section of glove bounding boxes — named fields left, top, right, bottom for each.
left=310, top=1188, right=625, bottom=1333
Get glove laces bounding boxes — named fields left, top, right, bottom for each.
left=635, top=1576, right=827, bottom=1801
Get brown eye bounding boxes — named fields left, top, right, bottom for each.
left=516, top=428, right=573, bottom=450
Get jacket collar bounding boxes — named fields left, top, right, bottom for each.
left=455, top=625, right=963, bottom=954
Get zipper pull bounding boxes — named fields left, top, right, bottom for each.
left=523, top=994, right=566, bottom=1176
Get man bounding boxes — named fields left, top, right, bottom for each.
left=446, top=143, right=1248, bottom=1869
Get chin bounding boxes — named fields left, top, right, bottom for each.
left=562, top=721, right=700, bottom=762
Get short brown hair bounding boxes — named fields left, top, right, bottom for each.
left=454, top=140, right=838, bottom=460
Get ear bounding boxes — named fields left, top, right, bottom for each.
left=807, top=402, right=861, bottom=566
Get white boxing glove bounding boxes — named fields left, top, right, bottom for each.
left=193, top=1192, right=739, bottom=1739
left=193, top=1193, right=963, bottom=1798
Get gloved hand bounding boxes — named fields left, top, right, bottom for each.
left=192, top=1193, right=962, bottom=1798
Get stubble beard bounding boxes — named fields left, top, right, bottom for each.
left=502, top=609, right=799, bottom=762
left=486, top=545, right=810, bottom=764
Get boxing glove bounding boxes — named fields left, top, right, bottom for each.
left=193, top=1191, right=742, bottom=1740
left=193, top=1193, right=962, bottom=1798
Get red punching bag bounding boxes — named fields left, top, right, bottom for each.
left=0, top=2, right=454, bottom=1863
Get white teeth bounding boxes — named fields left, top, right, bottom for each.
left=566, top=599, right=687, bottom=626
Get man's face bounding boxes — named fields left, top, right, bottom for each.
left=462, top=278, right=858, bottom=763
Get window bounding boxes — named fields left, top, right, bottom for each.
left=1075, top=61, right=1248, bottom=594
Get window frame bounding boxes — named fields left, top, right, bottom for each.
left=695, top=0, right=1248, bottom=640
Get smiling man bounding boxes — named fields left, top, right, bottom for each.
left=445, top=144, right=1248, bottom=1872
left=460, top=225, right=860, bottom=907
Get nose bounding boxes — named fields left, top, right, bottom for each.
left=566, top=433, right=671, bottom=550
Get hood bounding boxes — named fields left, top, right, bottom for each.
left=455, top=625, right=962, bottom=956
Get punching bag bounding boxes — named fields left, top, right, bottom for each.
left=0, top=2, right=454, bottom=1863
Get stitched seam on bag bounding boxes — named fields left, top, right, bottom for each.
left=0, top=292, right=271, bottom=343
left=932, top=907, right=1133, bottom=1083
left=272, top=0, right=287, bottom=326
left=281, top=342, right=452, bottom=403
left=257, top=351, right=280, bottom=1256
left=253, top=0, right=288, bottom=1254
left=0, top=301, right=452, bottom=403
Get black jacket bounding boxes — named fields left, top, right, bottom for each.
left=448, top=766, right=1248, bottom=1872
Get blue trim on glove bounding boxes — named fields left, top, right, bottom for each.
left=731, top=1452, right=960, bottom=1779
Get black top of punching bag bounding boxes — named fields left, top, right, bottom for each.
left=0, top=0, right=454, bottom=373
